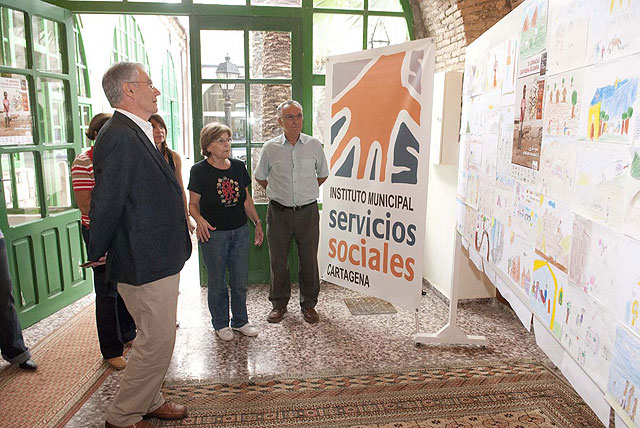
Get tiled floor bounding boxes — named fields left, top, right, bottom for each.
left=15, top=252, right=566, bottom=428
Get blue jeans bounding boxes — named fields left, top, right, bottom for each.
left=200, top=223, right=249, bottom=330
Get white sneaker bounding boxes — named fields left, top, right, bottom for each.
left=232, top=324, right=259, bottom=337
left=215, top=327, right=235, bottom=341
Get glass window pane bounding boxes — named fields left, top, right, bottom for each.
left=202, top=83, right=246, bottom=144
left=367, top=16, right=409, bottom=49
left=200, top=31, right=244, bottom=80
left=369, top=0, right=403, bottom=12
left=37, top=78, right=68, bottom=145
left=0, top=74, right=33, bottom=146
left=249, top=31, right=292, bottom=79
left=79, top=104, right=92, bottom=148
left=250, top=84, right=291, bottom=144
left=312, top=85, right=325, bottom=140
left=33, top=16, right=64, bottom=73
left=43, top=149, right=72, bottom=213
left=251, top=0, right=301, bottom=6
left=0, top=7, right=27, bottom=69
left=251, top=147, right=268, bottom=203
left=313, top=0, right=363, bottom=9
left=194, top=0, right=245, bottom=4
left=2, top=152, right=41, bottom=226
left=313, top=14, right=363, bottom=74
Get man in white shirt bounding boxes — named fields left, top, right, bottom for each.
left=255, top=100, right=329, bottom=324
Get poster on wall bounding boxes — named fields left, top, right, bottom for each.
left=512, top=70, right=545, bottom=184
left=0, top=76, right=33, bottom=146
left=320, top=38, right=435, bottom=311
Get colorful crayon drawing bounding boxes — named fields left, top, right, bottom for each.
left=519, top=0, right=549, bottom=59
left=481, top=134, right=498, bottom=179
left=617, top=237, right=640, bottom=338
left=538, top=135, right=577, bottom=203
left=535, top=196, right=574, bottom=273
left=502, top=227, right=534, bottom=297
left=573, top=143, right=629, bottom=228
left=569, top=215, right=620, bottom=309
left=580, top=57, right=640, bottom=144
left=543, top=69, right=584, bottom=137
left=561, top=281, right=615, bottom=391
left=465, top=136, right=483, bottom=209
left=531, top=251, right=566, bottom=339
left=607, top=324, right=640, bottom=425
left=502, top=37, right=518, bottom=95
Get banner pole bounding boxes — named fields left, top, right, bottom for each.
left=413, top=229, right=487, bottom=345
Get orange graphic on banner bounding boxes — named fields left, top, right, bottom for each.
left=331, top=52, right=421, bottom=181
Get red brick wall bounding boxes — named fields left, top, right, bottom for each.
left=411, top=0, right=526, bottom=71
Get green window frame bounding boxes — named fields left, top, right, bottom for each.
left=111, top=15, right=150, bottom=71
left=160, top=50, right=180, bottom=151
left=73, top=16, right=92, bottom=147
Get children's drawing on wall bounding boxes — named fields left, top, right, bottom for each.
left=607, top=324, right=640, bottom=425
left=460, top=94, right=484, bottom=135
left=502, top=227, right=534, bottom=297
left=481, top=134, right=498, bottom=179
left=539, top=135, right=578, bottom=202
left=573, top=143, right=629, bottom=228
left=580, top=57, right=640, bottom=144
left=623, top=148, right=640, bottom=241
left=543, top=69, right=584, bottom=137
left=546, top=0, right=589, bottom=75
left=474, top=211, right=493, bottom=260
left=618, top=237, right=640, bottom=337
left=587, top=0, right=640, bottom=65
left=465, top=136, right=483, bottom=209
left=512, top=73, right=545, bottom=173
left=483, top=91, right=501, bottom=134
left=531, top=252, right=566, bottom=338
left=519, top=0, right=549, bottom=60
left=463, top=204, right=479, bottom=245
left=485, top=43, right=505, bottom=92
left=456, top=198, right=466, bottom=236
left=513, top=181, right=540, bottom=242
left=569, top=215, right=620, bottom=309
left=561, top=281, right=615, bottom=391
left=497, top=131, right=514, bottom=181
left=503, top=37, right=519, bottom=95
left=457, top=135, right=471, bottom=199
left=535, top=196, right=574, bottom=273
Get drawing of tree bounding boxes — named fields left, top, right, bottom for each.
left=571, top=90, right=577, bottom=118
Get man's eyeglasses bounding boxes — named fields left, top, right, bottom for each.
left=126, top=81, right=155, bottom=90
left=213, top=137, right=232, bottom=144
left=283, top=113, right=303, bottom=121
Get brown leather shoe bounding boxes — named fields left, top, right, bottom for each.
left=145, top=401, right=187, bottom=420
left=106, top=356, right=127, bottom=370
left=301, top=307, right=319, bottom=324
left=267, top=307, right=287, bottom=323
left=105, top=420, right=156, bottom=428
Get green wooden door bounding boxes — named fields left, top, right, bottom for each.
left=0, top=0, right=91, bottom=327
left=190, top=14, right=303, bottom=285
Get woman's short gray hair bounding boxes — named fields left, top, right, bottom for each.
left=102, top=62, right=143, bottom=107
left=276, top=100, right=303, bottom=118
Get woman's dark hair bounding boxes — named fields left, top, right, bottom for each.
left=149, top=114, right=169, bottom=158
left=85, top=113, right=112, bottom=141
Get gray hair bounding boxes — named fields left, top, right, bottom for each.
left=102, top=62, right=143, bottom=107
left=276, top=100, right=303, bottom=118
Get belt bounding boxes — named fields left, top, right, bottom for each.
left=270, top=200, right=316, bottom=211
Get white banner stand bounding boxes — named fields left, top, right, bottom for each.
left=413, top=230, right=488, bottom=346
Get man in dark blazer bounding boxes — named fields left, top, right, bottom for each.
left=88, top=62, right=191, bottom=428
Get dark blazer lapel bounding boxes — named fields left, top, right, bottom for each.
left=113, top=111, right=181, bottom=190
